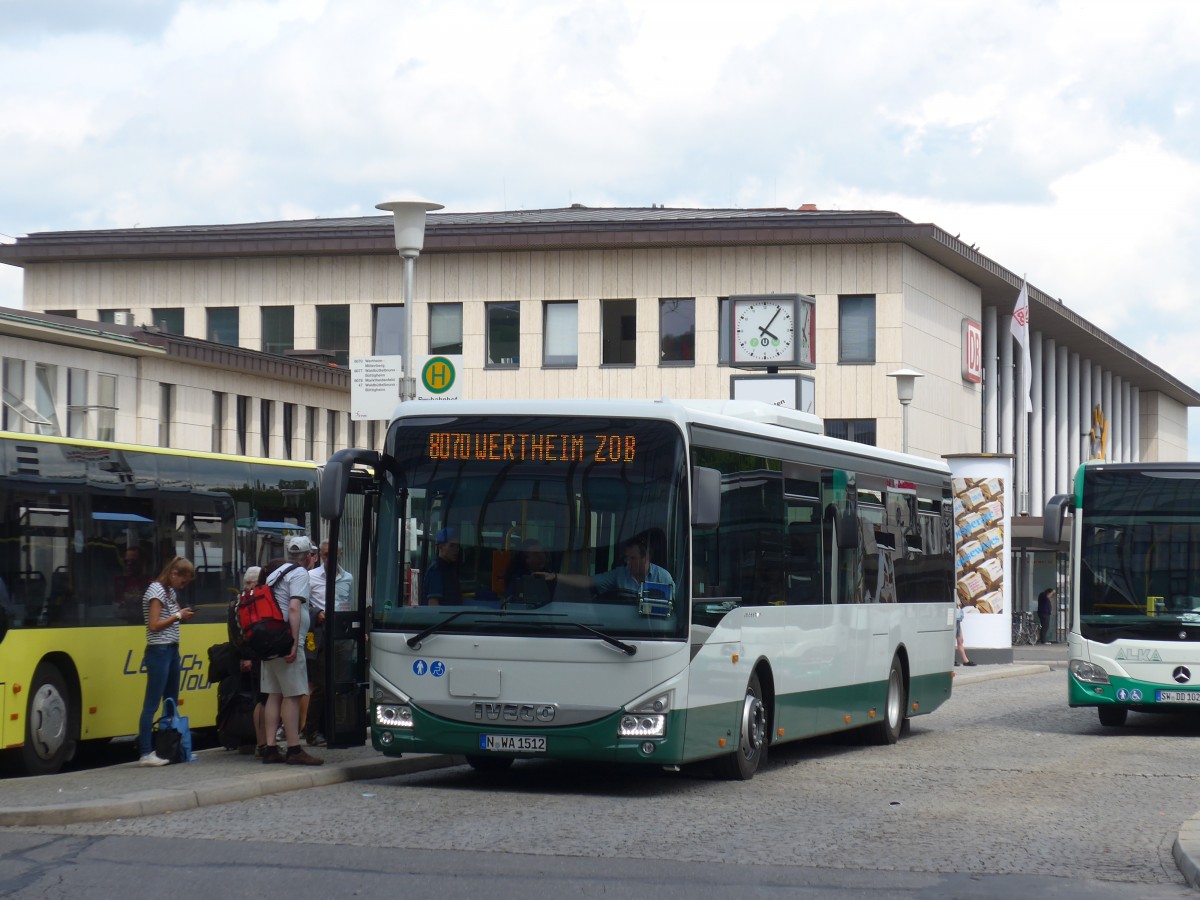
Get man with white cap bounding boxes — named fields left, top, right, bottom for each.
left=259, top=535, right=323, bottom=765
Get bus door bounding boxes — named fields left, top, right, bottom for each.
left=321, top=465, right=377, bottom=749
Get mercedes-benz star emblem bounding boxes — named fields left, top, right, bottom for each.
left=1173, top=666, right=1191, bottom=684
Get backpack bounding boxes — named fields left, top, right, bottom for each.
left=236, top=562, right=299, bottom=660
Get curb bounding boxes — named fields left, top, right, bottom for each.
left=1175, top=813, right=1200, bottom=888
left=0, top=753, right=462, bottom=827
left=952, top=663, right=1053, bottom=686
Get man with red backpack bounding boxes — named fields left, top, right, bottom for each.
left=259, top=536, right=323, bottom=766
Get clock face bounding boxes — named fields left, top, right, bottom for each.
left=734, top=299, right=796, bottom=363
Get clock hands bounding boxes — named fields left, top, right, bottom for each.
left=756, top=306, right=783, bottom=341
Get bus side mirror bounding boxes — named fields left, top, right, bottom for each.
left=319, top=448, right=383, bottom=520
left=691, top=466, right=721, bottom=530
left=1044, top=494, right=1071, bottom=545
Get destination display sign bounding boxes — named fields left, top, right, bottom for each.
left=427, top=432, right=637, bottom=463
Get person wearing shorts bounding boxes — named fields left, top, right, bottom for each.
left=260, top=536, right=323, bottom=766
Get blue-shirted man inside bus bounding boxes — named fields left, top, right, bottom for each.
left=538, top=533, right=674, bottom=599
left=422, top=528, right=463, bottom=605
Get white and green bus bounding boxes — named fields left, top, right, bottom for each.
left=321, top=399, right=956, bottom=778
left=1045, top=461, right=1200, bottom=727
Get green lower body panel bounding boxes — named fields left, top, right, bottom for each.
left=374, top=703, right=689, bottom=765
left=1069, top=672, right=1200, bottom=711
left=376, top=670, right=954, bottom=767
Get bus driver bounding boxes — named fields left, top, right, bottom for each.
left=538, top=533, right=674, bottom=599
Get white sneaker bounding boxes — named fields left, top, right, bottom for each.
left=139, top=752, right=170, bottom=767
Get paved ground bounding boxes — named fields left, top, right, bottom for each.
left=3, top=641, right=1198, bottom=889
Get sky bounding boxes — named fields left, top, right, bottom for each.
left=2, top=0, right=1199, bottom=456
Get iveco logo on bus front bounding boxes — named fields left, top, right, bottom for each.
left=474, top=703, right=556, bottom=723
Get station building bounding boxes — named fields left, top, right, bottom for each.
left=2, top=205, right=1197, bottom=644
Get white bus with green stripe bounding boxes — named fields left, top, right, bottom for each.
left=1045, top=462, right=1200, bottom=727
left=322, top=399, right=956, bottom=778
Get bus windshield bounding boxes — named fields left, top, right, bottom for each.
left=1078, top=468, right=1200, bottom=641
left=372, top=414, right=689, bottom=642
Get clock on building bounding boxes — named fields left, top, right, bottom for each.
left=731, top=294, right=814, bottom=368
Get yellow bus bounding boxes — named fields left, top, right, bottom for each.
left=0, top=432, right=320, bottom=774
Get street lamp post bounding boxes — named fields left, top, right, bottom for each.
left=376, top=198, right=444, bottom=400
left=887, top=369, right=924, bottom=454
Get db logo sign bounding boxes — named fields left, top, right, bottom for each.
left=961, top=319, right=982, bottom=384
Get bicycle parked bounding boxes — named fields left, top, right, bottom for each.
left=1011, top=610, right=1041, bottom=645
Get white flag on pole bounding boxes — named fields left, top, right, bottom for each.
left=1010, top=278, right=1032, bottom=414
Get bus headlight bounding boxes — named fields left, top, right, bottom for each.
left=618, top=691, right=672, bottom=738
left=1069, top=659, right=1111, bottom=685
left=376, top=704, right=414, bottom=728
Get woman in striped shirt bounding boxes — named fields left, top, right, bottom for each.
left=137, top=556, right=197, bottom=766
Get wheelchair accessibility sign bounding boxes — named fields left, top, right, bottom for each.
left=417, top=355, right=462, bottom=400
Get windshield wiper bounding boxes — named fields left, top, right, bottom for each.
left=407, top=610, right=637, bottom=656
left=406, top=611, right=472, bottom=650
left=567, top=622, right=637, bottom=656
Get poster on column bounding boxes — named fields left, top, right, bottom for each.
left=946, top=455, right=1013, bottom=650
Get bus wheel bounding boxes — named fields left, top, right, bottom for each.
left=713, top=672, right=768, bottom=781
left=22, top=662, right=77, bottom=776
left=466, top=755, right=514, bottom=773
left=1098, top=706, right=1128, bottom=727
left=867, top=656, right=907, bottom=746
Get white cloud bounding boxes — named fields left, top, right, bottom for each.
left=0, top=0, right=1198, bottom=455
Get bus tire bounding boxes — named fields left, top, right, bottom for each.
left=21, top=662, right=77, bottom=776
left=867, top=655, right=906, bottom=746
left=1098, top=705, right=1128, bottom=727
left=712, top=672, right=768, bottom=781
left=466, top=754, right=514, bottom=773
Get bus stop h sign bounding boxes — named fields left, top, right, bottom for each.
left=417, top=355, right=462, bottom=400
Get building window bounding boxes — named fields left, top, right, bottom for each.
left=34, top=363, right=61, bottom=436
left=305, top=406, right=316, bottom=460
left=260, top=399, right=272, bottom=457
left=99, top=309, right=132, bottom=325
left=486, top=302, right=520, bottom=367
left=3, top=357, right=25, bottom=433
left=839, top=295, right=876, bottom=364
left=262, top=307, right=295, bottom=355
left=67, top=368, right=88, bottom=438
left=152, top=308, right=185, bottom=334
left=429, top=303, right=463, bottom=356
left=212, top=392, right=225, bottom=453
left=97, top=373, right=116, bottom=441
left=347, top=415, right=358, bottom=448
left=327, top=409, right=340, bottom=453
left=316, top=305, right=350, bottom=367
left=601, top=299, right=636, bottom=366
left=282, top=403, right=295, bottom=460
left=543, top=302, right=578, bottom=367
left=52, top=310, right=77, bottom=319
left=659, top=298, right=695, bottom=365
left=159, top=383, right=173, bottom=448
left=825, top=419, right=877, bottom=446
left=373, top=304, right=405, bottom=357
left=368, top=420, right=378, bottom=449
left=237, top=395, right=250, bottom=456
left=207, top=307, right=240, bottom=346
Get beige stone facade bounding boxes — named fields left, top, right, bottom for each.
left=2, top=207, right=1195, bottom=497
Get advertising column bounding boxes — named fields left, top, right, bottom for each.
left=946, top=454, right=1013, bottom=661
